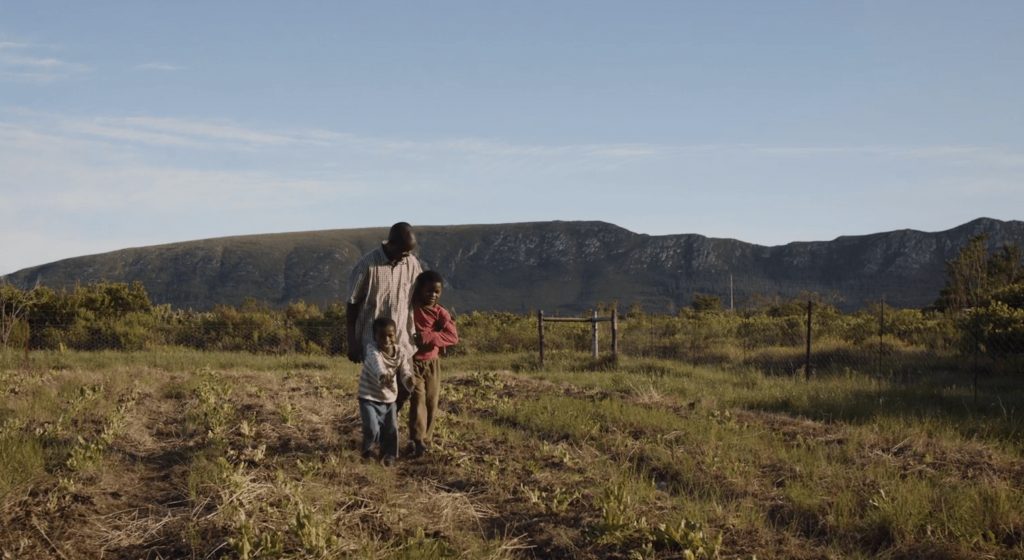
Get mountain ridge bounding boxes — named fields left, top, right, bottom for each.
left=6, top=218, right=1023, bottom=314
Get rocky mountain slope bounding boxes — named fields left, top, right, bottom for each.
left=6, top=218, right=1024, bottom=313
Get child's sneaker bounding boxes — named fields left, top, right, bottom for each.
left=382, top=455, right=395, bottom=467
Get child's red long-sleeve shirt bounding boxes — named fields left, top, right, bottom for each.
left=413, top=305, right=458, bottom=360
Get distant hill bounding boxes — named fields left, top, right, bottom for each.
left=5, top=218, right=1024, bottom=314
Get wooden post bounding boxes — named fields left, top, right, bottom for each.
left=591, top=310, right=599, bottom=359
left=610, top=308, right=618, bottom=359
left=538, top=310, right=545, bottom=367
left=973, top=324, right=980, bottom=408
left=805, top=300, right=812, bottom=380
left=730, top=274, right=734, bottom=311
left=878, top=297, right=884, bottom=381
left=22, top=321, right=29, bottom=367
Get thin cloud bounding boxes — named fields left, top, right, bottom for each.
left=109, top=117, right=294, bottom=144
left=0, top=111, right=301, bottom=149
left=135, top=62, right=183, bottom=71
left=0, top=133, right=357, bottom=214
left=60, top=120, right=206, bottom=147
left=7, top=109, right=1024, bottom=171
left=0, top=43, right=90, bottom=82
left=753, top=145, right=1024, bottom=167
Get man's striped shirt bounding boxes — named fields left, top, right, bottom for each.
left=346, top=243, right=422, bottom=358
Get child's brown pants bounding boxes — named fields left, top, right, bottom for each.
left=408, top=358, right=441, bottom=447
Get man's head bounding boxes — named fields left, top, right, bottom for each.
left=384, top=222, right=416, bottom=263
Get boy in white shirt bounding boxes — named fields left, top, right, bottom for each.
left=357, top=317, right=412, bottom=466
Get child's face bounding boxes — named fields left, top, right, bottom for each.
left=420, top=282, right=443, bottom=307
left=374, top=324, right=396, bottom=353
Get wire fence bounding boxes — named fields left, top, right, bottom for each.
left=520, top=306, right=1023, bottom=381
left=2, top=303, right=1021, bottom=385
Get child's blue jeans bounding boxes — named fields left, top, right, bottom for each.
left=358, top=398, right=398, bottom=458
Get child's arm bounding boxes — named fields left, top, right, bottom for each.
left=359, top=346, right=391, bottom=396
left=370, top=349, right=400, bottom=387
left=363, top=346, right=386, bottom=379
left=420, top=307, right=458, bottom=349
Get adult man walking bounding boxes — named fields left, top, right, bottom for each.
left=346, top=222, right=422, bottom=363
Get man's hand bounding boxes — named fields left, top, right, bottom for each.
left=346, top=335, right=363, bottom=363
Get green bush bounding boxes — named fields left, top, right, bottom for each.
left=961, top=301, right=1024, bottom=357
left=6, top=279, right=1018, bottom=363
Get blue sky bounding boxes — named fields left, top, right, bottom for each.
left=2, top=1, right=1022, bottom=275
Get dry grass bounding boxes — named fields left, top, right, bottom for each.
left=1, top=348, right=1023, bottom=559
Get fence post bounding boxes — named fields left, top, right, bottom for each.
left=973, top=324, right=979, bottom=408
left=611, top=308, right=618, bottom=359
left=591, top=310, right=599, bottom=359
left=538, top=310, right=544, bottom=367
left=22, top=321, right=30, bottom=367
left=877, top=297, right=885, bottom=383
left=805, top=300, right=812, bottom=381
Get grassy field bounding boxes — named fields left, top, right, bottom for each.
left=1, top=348, right=1023, bottom=559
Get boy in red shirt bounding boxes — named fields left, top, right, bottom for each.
left=406, top=270, right=458, bottom=457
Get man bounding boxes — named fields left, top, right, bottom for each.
left=346, top=222, right=422, bottom=363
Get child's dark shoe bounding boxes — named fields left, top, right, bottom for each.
left=382, top=455, right=396, bottom=467
left=361, top=449, right=372, bottom=461
left=413, top=443, right=427, bottom=458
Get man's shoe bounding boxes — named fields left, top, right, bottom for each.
left=361, top=449, right=372, bottom=460
left=382, top=455, right=396, bottom=467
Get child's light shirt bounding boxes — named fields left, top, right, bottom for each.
left=358, top=341, right=412, bottom=403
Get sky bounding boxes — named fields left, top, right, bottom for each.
left=2, top=0, right=1023, bottom=276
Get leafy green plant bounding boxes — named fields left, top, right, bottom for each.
left=652, top=518, right=722, bottom=558
left=291, top=504, right=338, bottom=556
left=296, top=457, right=319, bottom=479
left=591, top=478, right=648, bottom=545
left=64, top=386, right=136, bottom=471
left=228, top=513, right=284, bottom=560
left=278, top=403, right=295, bottom=425
left=184, top=367, right=235, bottom=438
left=545, top=487, right=581, bottom=515
left=520, top=484, right=581, bottom=515
left=65, top=435, right=105, bottom=471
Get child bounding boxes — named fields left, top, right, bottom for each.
left=358, top=317, right=412, bottom=466
left=407, top=270, right=458, bottom=457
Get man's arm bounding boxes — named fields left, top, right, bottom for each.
left=345, top=254, right=371, bottom=364
left=346, top=301, right=364, bottom=363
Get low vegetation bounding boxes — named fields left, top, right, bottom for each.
left=1, top=234, right=1022, bottom=366
left=1, top=234, right=1021, bottom=558
left=2, top=347, right=1023, bottom=559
